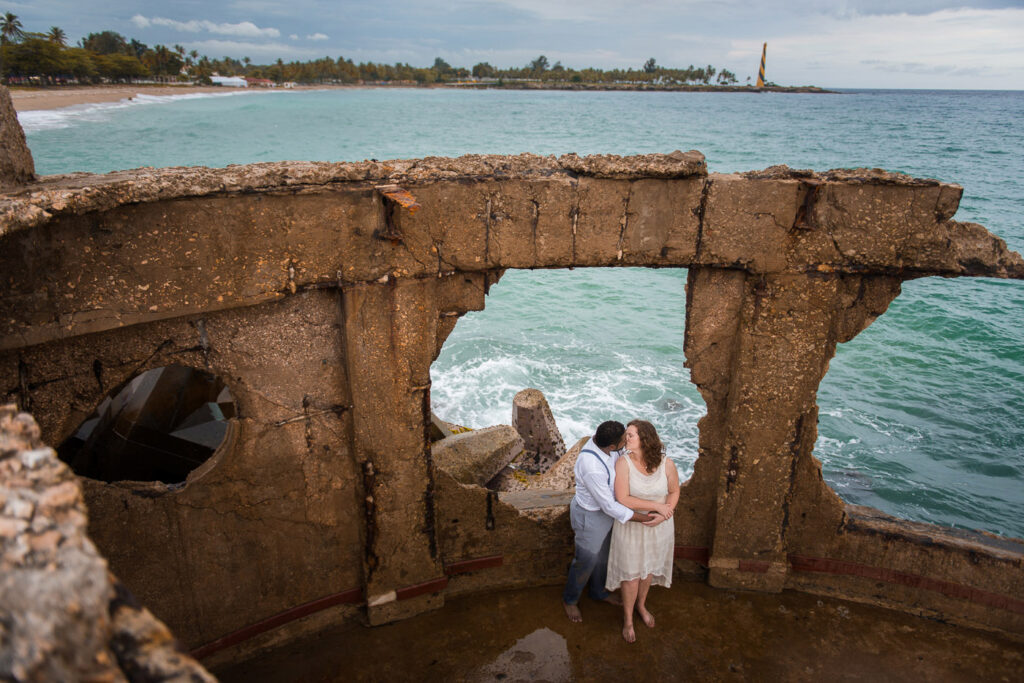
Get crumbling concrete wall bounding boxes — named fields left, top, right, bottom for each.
left=2, top=94, right=1023, bottom=661
left=0, top=405, right=214, bottom=681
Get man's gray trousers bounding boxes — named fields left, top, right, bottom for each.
left=562, top=499, right=614, bottom=604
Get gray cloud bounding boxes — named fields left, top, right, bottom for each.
left=130, top=15, right=281, bottom=38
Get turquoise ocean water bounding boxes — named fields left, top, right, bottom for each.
left=19, top=88, right=1024, bottom=538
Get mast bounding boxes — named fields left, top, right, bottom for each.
left=756, top=42, right=767, bottom=87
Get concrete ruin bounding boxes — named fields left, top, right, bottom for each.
left=0, top=405, right=215, bottom=681
left=1, top=86, right=1023, bottom=667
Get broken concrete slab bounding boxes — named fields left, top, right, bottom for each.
left=432, top=425, right=525, bottom=487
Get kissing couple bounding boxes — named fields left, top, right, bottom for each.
left=561, top=419, right=680, bottom=643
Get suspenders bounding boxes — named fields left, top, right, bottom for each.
left=581, top=448, right=611, bottom=486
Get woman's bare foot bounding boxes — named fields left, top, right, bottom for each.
left=622, top=622, right=636, bottom=643
left=563, top=601, right=582, bottom=622
left=637, top=605, right=655, bottom=628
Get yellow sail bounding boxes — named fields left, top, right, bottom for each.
left=756, top=42, right=766, bottom=87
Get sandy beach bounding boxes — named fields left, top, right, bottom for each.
left=8, top=84, right=329, bottom=112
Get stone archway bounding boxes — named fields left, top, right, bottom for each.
left=2, top=140, right=1023, bottom=653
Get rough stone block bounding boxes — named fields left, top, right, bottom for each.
left=621, top=178, right=702, bottom=265
left=700, top=174, right=802, bottom=273
left=401, top=181, right=488, bottom=272
left=0, top=405, right=214, bottom=681
left=490, top=436, right=585, bottom=492
left=573, top=178, right=631, bottom=266
left=511, top=388, right=565, bottom=467
left=432, top=425, right=525, bottom=487
left=0, top=87, right=34, bottom=189
left=429, top=411, right=453, bottom=442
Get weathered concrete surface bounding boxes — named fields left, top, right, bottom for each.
left=0, top=406, right=214, bottom=681
left=428, top=411, right=454, bottom=441
left=214, top=584, right=1024, bottom=682
left=432, top=425, right=525, bottom=487
left=7, top=291, right=368, bottom=647
left=435, top=469, right=573, bottom=599
left=511, top=388, right=565, bottom=470
left=4, top=154, right=1019, bottom=354
left=1, top=99, right=1023, bottom=663
left=0, top=406, right=119, bottom=680
left=0, top=86, right=34, bottom=190
left=489, top=389, right=570, bottom=491
left=490, top=436, right=584, bottom=493
left=694, top=272, right=905, bottom=591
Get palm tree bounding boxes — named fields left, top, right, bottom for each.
left=0, top=12, right=24, bottom=45
left=47, top=26, right=67, bottom=46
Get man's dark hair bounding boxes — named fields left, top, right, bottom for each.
left=594, top=420, right=626, bottom=448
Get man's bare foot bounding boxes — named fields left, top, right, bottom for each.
left=622, top=622, right=636, bottom=643
left=563, top=601, right=582, bottom=623
left=601, top=593, right=623, bottom=607
left=637, top=605, right=655, bottom=628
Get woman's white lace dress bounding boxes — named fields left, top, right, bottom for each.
left=605, top=456, right=674, bottom=589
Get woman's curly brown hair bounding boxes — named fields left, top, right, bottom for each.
left=628, top=419, right=664, bottom=473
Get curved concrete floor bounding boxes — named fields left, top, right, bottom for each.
left=214, top=581, right=1023, bottom=681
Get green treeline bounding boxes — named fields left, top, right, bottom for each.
left=0, top=14, right=741, bottom=87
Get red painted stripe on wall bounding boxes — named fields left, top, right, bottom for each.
left=738, top=559, right=771, bottom=573
left=674, top=545, right=710, bottom=565
left=445, top=554, right=503, bottom=575
left=191, top=553, right=506, bottom=659
left=190, top=587, right=363, bottom=660
left=788, top=554, right=1024, bottom=615
left=395, top=577, right=449, bottom=601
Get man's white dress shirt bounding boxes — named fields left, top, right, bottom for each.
left=573, top=436, right=633, bottom=524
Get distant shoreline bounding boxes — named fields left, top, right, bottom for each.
left=443, top=82, right=836, bottom=94
left=8, top=82, right=835, bottom=113
left=7, top=84, right=337, bottom=113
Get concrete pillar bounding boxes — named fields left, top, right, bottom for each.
left=688, top=270, right=902, bottom=591
left=341, top=271, right=491, bottom=624
left=0, top=86, right=34, bottom=189
left=343, top=277, right=445, bottom=624
left=512, top=388, right=565, bottom=472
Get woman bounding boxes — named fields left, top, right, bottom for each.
left=605, top=419, right=679, bottom=643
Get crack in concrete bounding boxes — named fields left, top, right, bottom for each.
left=616, top=186, right=632, bottom=261
left=484, top=197, right=492, bottom=267
left=694, top=179, right=712, bottom=261
left=751, top=211, right=790, bottom=232
left=530, top=198, right=540, bottom=267
left=779, top=414, right=805, bottom=544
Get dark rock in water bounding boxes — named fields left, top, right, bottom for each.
left=661, top=398, right=685, bottom=412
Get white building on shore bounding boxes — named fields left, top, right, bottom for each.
left=210, top=76, right=248, bottom=88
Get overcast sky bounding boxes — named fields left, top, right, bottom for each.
left=7, top=1, right=1024, bottom=89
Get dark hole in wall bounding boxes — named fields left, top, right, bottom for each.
left=57, top=365, right=235, bottom=484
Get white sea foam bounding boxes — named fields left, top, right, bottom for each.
left=17, top=89, right=278, bottom=133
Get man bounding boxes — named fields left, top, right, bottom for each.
left=562, top=420, right=664, bottom=622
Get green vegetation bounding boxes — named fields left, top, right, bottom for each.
left=0, top=13, right=742, bottom=88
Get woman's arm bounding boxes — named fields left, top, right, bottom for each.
left=665, top=459, right=680, bottom=510
left=613, top=457, right=674, bottom=517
